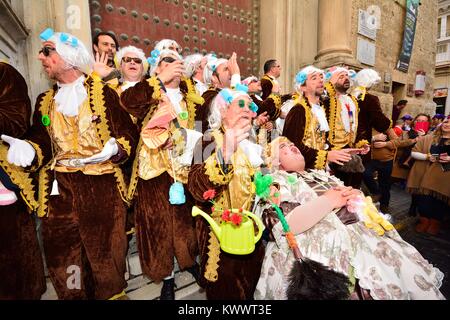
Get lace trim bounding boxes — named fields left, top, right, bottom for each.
left=204, top=153, right=233, bottom=186
left=183, top=78, right=205, bottom=129
left=37, top=163, right=51, bottom=217
left=90, top=80, right=129, bottom=206
left=116, top=137, right=132, bottom=158
left=325, top=82, right=338, bottom=147
left=314, top=150, right=328, bottom=170
left=204, top=229, right=221, bottom=282
left=268, top=93, right=282, bottom=109
left=147, top=76, right=162, bottom=100
left=0, top=144, right=39, bottom=212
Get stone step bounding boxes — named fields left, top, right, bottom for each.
left=40, top=269, right=205, bottom=300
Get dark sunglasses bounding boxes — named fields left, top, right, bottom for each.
left=122, top=56, right=142, bottom=64
left=38, top=46, right=56, bottom=57
left=161, top=56, right=176, bottom=63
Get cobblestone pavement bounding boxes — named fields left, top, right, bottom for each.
left=387, top=183, right=450, bottom=299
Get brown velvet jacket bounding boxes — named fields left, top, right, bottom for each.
left=196, top=87, right=219, bottom=134
left=25, top=76, right=138, bottom=216
left=0, top=62, right=31, bottom=138
left=282, top=98, right=329, bottom=170
left=250, top=93, right=283, bottom=121
left=356, top=93, right=392, bottom=145
left=187, top=131, right=264, bottom=299
left=260, top=75, right=274, bottom=100
left=0, top=63, right=39, bottom=211
left=323, top=83, right=368, bottom=149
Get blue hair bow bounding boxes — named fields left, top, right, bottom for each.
left=59, top=33, right=78, bottom=47
left=235, top=83, right=249, bottom=93
left=219, top=89, right=233, bottom=104
left=324, top=71, right=332, bottom=81
left=295, top=72, right=307, bottom=85
left=250, top=102, right=258, bottom=113
left=40, top=28, right=54, bottom=41
left=148, top=50, right=160, bottom=66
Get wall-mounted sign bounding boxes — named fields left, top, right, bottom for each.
left=357, top=37, right=376, bottom=66
left=397, top=0, right=420, bottom=72
left=358, top=9, right=377, bottom=40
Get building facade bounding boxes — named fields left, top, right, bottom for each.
left=434, top=0, right=450, bottom=116
left=0, top=0, right=438, bottom=118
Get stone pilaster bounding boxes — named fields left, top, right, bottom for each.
left=315, top=0, right=361, bottom=69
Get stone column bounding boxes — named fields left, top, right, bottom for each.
left=51, top=0, right=93, bottom=53
left=315, top=0, right=360, bottom=68
left=259, top=0, right=319, bottom=92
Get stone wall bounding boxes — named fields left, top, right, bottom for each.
left=350, top=0, right=438, bottom=118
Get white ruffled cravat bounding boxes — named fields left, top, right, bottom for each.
left=166, top=87, right=184, bottom=115
left=54, top=75, right=87, bottom=117
left=238, top=139, right=264, bottom=168
left=121, top=81, right=139, bottom=92
left=311, top=103, right=330, bottom=132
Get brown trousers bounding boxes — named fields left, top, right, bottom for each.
left=0, top=198, right=46, bottom=300
left=135, top=172, right=198, bottom=282
left=42, top=172, right=127, bottom=299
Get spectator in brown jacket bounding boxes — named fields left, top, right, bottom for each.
left=363, top=129, right=417, bottom=213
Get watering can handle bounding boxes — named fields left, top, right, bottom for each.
left=245, top=211, right=264, bottom=244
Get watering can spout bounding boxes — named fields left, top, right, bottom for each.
left=192, top=206, right=221, bottom=240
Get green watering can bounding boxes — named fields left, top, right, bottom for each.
left=192, top=206, right=264, bottom=255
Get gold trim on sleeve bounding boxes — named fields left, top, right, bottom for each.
left=90, top=80, right=130, bottom=206
left=147, top=76, right=162, bottom=101
left=314, top=150, right=328, bottom=170
left=204, top=153, right=233, bottom=186
left=116, top=137, right=132, bottom=158
left=0, top=144, right=39, bottom=212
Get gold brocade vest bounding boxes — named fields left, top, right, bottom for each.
left=204, top=130, right=256, bottom=282
left=50, top=99, right=115, bottom=175
left=36, top=79, right=130, bottom=217
left=296, top=97, right=327, bottom=150
left=325, top=83, right=359, bottom=150
left=331, top=104, right=355, bottom=150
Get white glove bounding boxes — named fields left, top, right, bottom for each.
left=79, top=138, right=119, bottom=165
left=1, top=134, right=36, bottom=167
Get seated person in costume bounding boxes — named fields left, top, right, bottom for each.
left=254, top=137, right=444, bottom=300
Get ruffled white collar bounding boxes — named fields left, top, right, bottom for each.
left=54, top=75, right=87, bottom=117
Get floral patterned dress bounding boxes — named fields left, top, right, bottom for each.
left=254, top=170, right=444, bottom=300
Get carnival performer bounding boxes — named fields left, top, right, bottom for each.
left=282, top=66, right=354, bottom=170
left=2, top=29, right=137, bottom=300
left=120, top=46, right=203, bottom=300
left=323, top=67, right=370, bottom=187
left=254, top=137, right=444, bottom=300
left=0, top=62, right=46, bottom=300
left=188, top=87, right=265, bottom=299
